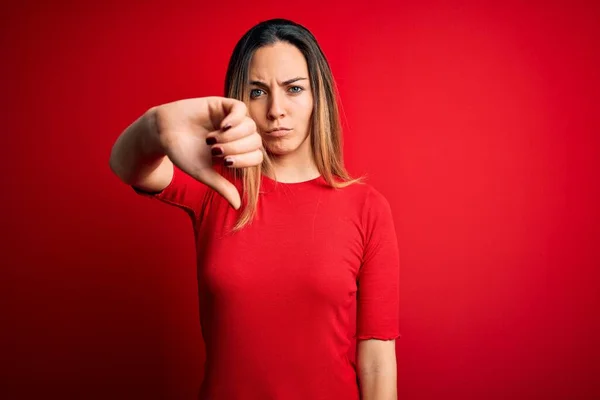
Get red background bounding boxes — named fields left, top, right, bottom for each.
left=2, top=1, right=599, bottom=399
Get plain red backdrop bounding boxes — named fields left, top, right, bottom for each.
left=2, top=0, right=599, bottom=399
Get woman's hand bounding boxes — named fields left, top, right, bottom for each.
left=153, top=97, right=263, bottom=209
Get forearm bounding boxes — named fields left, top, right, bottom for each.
left=357, top=338, right=398, bottom=400
left=109, top=106, right=167, bottom=185
left=359, top=367, right=398, bottom=400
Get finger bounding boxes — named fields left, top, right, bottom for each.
left=223, top=149, right=264, bottom=169
left=219, top=98, right=248, bottom=131
left=195, top=167, right=242, bottom=210
left=206, top=117, right=256, bottom=144
left=209, top=133, right=262, bottom=158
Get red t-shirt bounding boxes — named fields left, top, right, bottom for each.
left=134, top=165, right=401, bottom=399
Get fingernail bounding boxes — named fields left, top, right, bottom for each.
left=211, top=147, right=224, bottom=156
left=224, top=157, right=234, bottom=167
left=222, top=124, right=231, bottom=131
left=206, top=137, right=217, bottom=145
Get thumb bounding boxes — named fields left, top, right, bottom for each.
left=199, top=167, right=241, bottom=210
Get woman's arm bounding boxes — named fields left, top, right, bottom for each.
left=109, top=106, right=175, bottom=193
left=109, top=97, right=262, bottom=209
left=357, top=339, right=398, bottom=400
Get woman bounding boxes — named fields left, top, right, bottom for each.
left=110, top=18, right=400, bottom=400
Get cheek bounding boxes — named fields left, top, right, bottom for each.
left=295, top=96, right=313, bottom=125
left=247, top=103, right=264, bottom=123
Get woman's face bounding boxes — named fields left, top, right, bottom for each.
left=247, top=41, right=314, bottom=158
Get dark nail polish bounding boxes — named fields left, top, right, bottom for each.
left=222, top=124, right=231, bottom=131
left=206, top=137, right=217, bottom=145
left=224, top=158, right=234, bottom=167
left=211, top=147, right=224, bottom=156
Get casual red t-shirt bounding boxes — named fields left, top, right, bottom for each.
left=134, top=165, right=401, bottom=400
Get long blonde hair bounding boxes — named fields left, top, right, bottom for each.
left=224, top=19, right=364, bottom=231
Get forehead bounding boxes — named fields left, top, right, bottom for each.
left=249, top=42, right=308, bottom=80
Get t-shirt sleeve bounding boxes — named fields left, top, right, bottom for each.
left=356, top=187, right=401, bottom=340
left=131, top=164, right=210, bottom=221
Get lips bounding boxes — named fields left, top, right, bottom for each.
left=267, top=127, right=291, bottom=133
left=265, top=127, right=292, bottom=137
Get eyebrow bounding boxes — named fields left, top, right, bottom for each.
left=248, top=77, right=308, bottom=87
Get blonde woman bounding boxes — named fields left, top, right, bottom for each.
left=110, top=18, right=400, bottom=400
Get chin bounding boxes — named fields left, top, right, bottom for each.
left=262, top=130, right=310, bottom=157
left=265, top=143, right=298, bottom=156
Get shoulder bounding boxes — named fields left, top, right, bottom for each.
left=326, top=178, right=395, bottom=230
left=334, top=178, right=392, bottom=212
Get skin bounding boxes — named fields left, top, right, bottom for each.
left=246, top=41, right=398, bottom=399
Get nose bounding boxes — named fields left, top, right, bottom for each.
left=267, top=92, right=286, bottom=120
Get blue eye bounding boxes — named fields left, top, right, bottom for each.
left=289, top=86, right=303, bottom=93
left=250, top=89, right=264, bottom=99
